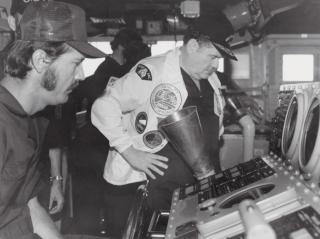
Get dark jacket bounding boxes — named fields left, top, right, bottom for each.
left=0, top=85, right=48, bottom=238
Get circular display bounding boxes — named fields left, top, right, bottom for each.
left=281, top=91, right=310, bottom=168
left=282, top=96, right=298, bottom=156
left=300, top=97, right=320, bottom=168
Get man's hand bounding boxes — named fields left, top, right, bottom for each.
left=121, top=146, right=168, bottom=179
left=49, top=181, right=64, bottom=214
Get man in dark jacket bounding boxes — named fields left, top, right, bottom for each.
left=0, top=2, right=105, bottom=238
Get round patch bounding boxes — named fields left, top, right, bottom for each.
left=135, top=112, right=148, bottom=134
left=143, top=130, right=165, bottom=149
left=150, top=84, right=182, bottom=116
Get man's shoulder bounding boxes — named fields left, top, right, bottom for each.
left=135, top=53, right=168, bottom=74
left=95, top=56, right=120, bottom=73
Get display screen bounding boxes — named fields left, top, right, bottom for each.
left=301, top=100, right=319, bottom=166
left=282, top=97, right=298, bottom=154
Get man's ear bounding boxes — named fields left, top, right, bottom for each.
left=31, top=49, right=49, bottom=73
left=186, top=39, right=200, bottom=54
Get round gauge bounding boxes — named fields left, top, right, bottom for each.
left=281, top=92, right=309, bottom=167
left=299, top=96, right=320, bottom=179
left=281, top=96, right=298, bottom=156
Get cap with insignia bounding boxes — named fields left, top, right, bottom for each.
left=186, top=8, right=237, bottom=61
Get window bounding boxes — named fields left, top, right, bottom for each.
left=82, top=40, right=227, bottom=77
left=151, top=40, right=183, bottom=55
left=230, top=53, right=250, bottom=80
left=83, top=40, right=185, bottom=77
left=282, top=54, right=314, bottom=82
left=82, top=42, right=111, bottom=77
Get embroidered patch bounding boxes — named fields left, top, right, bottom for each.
left=135, top=112, right=148, bottom=134
left=143, top=130, right=165, bottom=149
left=135, top=64, right=152, bottom=81
left=150, top=84, right=182, bottom=116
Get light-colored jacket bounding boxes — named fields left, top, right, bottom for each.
left=91, top=48, right=225, bottom=185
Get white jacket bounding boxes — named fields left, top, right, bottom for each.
left=91, top=48, right=225, bottom=185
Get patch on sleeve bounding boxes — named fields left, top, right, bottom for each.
left=135, top=112, right=148, bottom=134
left=135, top=64, right=152, bottom=81
left=143, top=130, right=165, bottom=149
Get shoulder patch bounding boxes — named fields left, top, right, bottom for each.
left=135, top=64, right=152, bottom=81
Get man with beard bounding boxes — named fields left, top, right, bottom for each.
left=0, top=1, right=106, bottom=239
left=7, top=0, right=68, bottom=222
left=91, top=9, right=238, bottom=213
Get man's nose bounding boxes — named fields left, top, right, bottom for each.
left=75, top=64, right=85, bottom=81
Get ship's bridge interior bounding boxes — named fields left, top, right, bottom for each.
left=2, top=0, right=320, bottom=238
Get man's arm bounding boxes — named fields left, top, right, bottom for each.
left=91, top=66, right=154, bottom=152
left=48, top=148, right=65, bottom=214
left=91, top=64, right=168, bottom=178
left=28, top=197, right=63, bottom=239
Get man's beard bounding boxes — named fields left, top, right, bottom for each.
left=41, top=67, right=57, bottom=91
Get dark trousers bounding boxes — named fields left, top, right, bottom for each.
left=102, top=181, right=141, bottom=238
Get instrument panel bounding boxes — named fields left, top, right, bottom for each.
left=144, top=83, right=320, bottom=239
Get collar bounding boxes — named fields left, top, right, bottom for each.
left=0, top=85, right=28, bottom=117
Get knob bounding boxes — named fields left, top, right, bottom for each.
left=310, top=182, right=317, bottom=189
left=303, top=173, right=312, bottom=181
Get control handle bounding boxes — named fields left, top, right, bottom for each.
left=239, top=199, right=276, bottom=239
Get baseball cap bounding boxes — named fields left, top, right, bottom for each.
left=18, top=1, right=106, bottom=58
left=10, top=0, right=29, bottom=15
left=188, top=11, right=237, bottom=61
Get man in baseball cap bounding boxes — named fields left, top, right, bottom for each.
left=18, top=1, right=105, bottom=58
left=0, top=1, right=106, bottom=239
left=185, top=9, right=237, bottom=61
left=91, top=4, right=238, bottom=222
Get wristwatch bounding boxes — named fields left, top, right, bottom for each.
left=49, top=175, right=63, bottom=182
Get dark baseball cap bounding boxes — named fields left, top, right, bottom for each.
left=188, top=11, right=237, bottom=61
left=10, top=0, right=30, bottom=15
left=18, top=1, right=106, bottom=58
